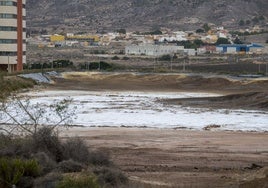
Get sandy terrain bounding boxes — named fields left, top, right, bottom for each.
left=46, top=72, right=268, bottom=187
left=61, top=127, right=268, bottom=188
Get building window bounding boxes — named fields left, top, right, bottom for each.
left=0, top=51, right=26, bottom=56
left=0, top=1, right=17, bottom=6
left=0, top=39, right=17, bottom=44
left=0, top=51, right=17, bottom=56
left=0, top=14, right=17, bottom=19
left=0, top=26, right=17, bottom=31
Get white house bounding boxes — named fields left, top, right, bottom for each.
left=125, top=44, right=184, bottom=56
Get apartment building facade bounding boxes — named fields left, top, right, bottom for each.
left=0, top=0, right=26, bottom=72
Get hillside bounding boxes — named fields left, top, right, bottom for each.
left=26, top=0, right=268, bottom=33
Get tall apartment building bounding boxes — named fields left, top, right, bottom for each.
left=0, top=0, right=26, bottom=72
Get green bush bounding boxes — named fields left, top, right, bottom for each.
left=23, top=159, right=41, bottom=177
left=122, top=56, right=130, bottom=60
left=111, top=56, right=120, bottom=60
left=0, top=157, right=40, bottom=187
left=56, top=174, right=100, bottom=188
left=159, top=55, right=171, bottom=61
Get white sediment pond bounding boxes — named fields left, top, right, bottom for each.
left=3, top=90, right=268, bottom=132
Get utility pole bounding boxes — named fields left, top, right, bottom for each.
left=98, top=56, right=101, bottom=71
left=170, top=54, right=173, bottom=71
left=7, top=55, right=10, bottom=73
left=265, top=62, right=268, bottom=76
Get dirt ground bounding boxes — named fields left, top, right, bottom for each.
left=47, top=72, right=268, bottom=187
left=61, top=127, right=268, bottom=188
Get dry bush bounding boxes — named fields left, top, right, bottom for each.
left=94, top=167, right=128, bottom=187
left=56, top=174, right=100, bottom=188
left=56, top=160, right=84, bottom=173
left=33, top=152, right=57, bottom=174
left=34, top=172, right=62, bottom=188
left=88, top=151, right=111, bottom=167
left=62, top=137, right=111, bottom=167
left=32, top=127, right=64, bottom=162
left=62, top=137, right=90, bottom=164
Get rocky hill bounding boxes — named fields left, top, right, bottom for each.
left=26, top=0, right=268, bottom=33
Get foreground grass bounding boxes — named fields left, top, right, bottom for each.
left=0, top=72, right=35, bottom=99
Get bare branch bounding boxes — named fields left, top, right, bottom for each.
left=0, top=95, right=75, bottom=136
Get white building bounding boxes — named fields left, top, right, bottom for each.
left=125, top=44, right=184, bottom=56
left=0, top=0, right=26, bottom=72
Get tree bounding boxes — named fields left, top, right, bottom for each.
left=239, top=20, right=245, bottom=26
left=159, top=55, right=171, bottom=61
left=252, top=17, right=259, bottom=23
left=216, top=38, right=230, bottom=45
left=116, top=28, right=126, bottom=34
left=233, top=37, right=243, bottom=44
left=259, top=15, right=265, bottom=21
left=0, top=95, right=75, bottom=136
left=196, top=28, right=205, bottom=33
left=202, top=23, right=211, bottom=32
left=193, top=39, right=204, bottom=47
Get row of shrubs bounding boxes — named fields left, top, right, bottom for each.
left=24, top=60, right=74, bottom=70
left=79, top=61, right=114, bottom=71
left=0, top=128, right=128, bottom=188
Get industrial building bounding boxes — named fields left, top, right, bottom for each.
left=125, top=44, right=184, bottom=56
left=216, top=44, right=264, bottom=54
left=0, top=0, right=26, bottom=72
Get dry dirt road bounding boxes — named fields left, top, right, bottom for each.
left=48, top=72, right=268, bottom=187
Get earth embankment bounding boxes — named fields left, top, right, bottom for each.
left=49, top=72, right=268, bottom=111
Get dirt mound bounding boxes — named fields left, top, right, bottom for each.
left=176, top=75, right=238, bottom=90
left=239, top=167, right=268, bottom=188
left=163, top=92, right=268, bottom=111
left=51, top=72, right=268, bottom=97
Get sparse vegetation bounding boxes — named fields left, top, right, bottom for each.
left=215, top=37, right=230, bottom=45
left=239, top=20, right=245, bottom=26
left=159, top=54, right=172, bottom=61
left=56, top=174, right=100, bottom=188
left=196, top=28, right=205, bottom=33
left=0, top=73, right=35, bottom=99
left=24, top=59, right=73, bottom=70
left=122, top=56, right=130, bottom=60
left=111, top=55, right=120, bottom=60
left=202, top=23, right=211, bottom=32
left=140, top=30, right=163, bottom=35
left=0, top=127, right=128, bottom=188
left=116, top=28, right=126, bottom=34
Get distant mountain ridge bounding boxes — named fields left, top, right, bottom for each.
left=26, top=0, right=268, bottom=33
